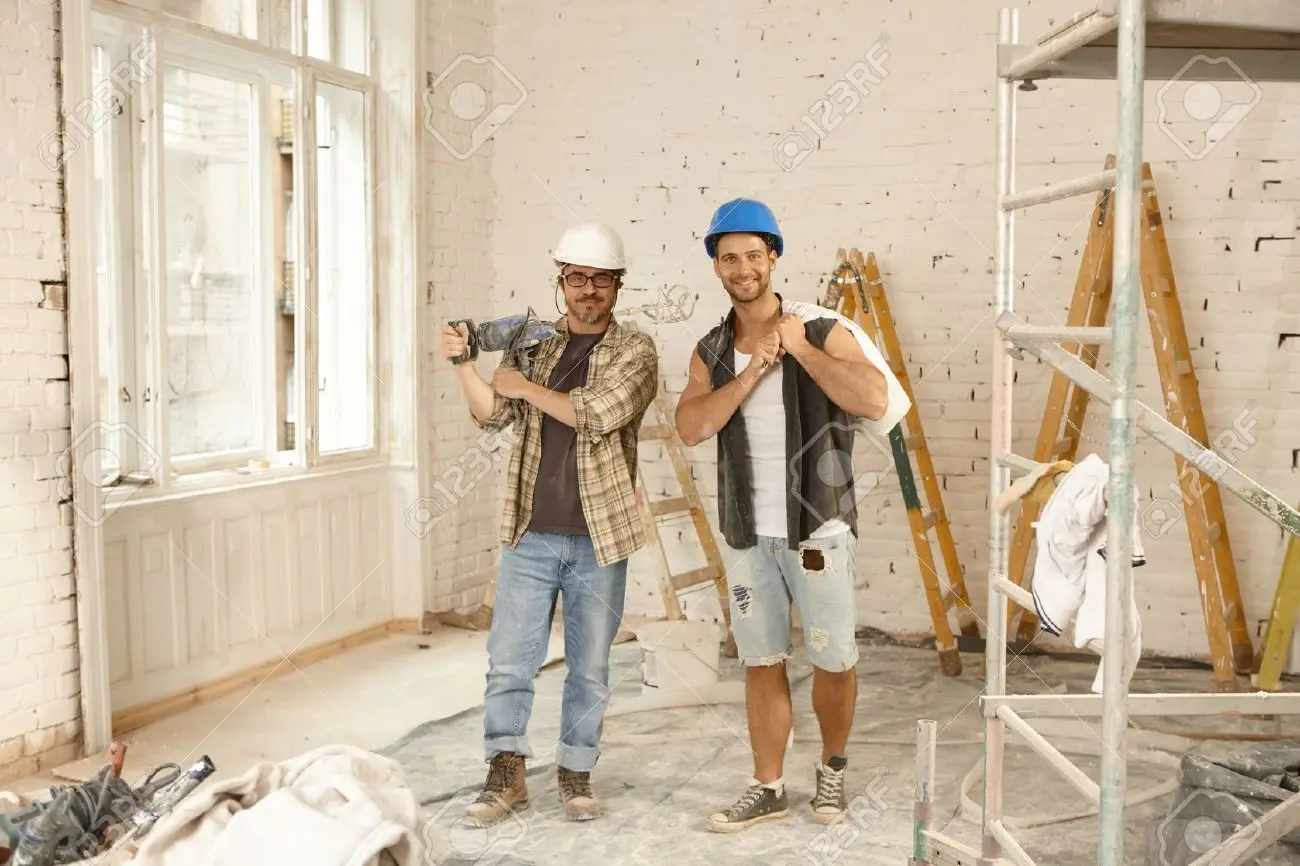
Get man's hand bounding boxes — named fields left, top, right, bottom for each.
left=740, top=329, right=783, bottom=385
left=775, top=313, right=810, bottom=359
left=438, top=323, right=471, bottom=361
left=492, top=367, right=531, bottom=399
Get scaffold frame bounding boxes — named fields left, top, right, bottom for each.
left=913, top=3, right=1300, bottom=865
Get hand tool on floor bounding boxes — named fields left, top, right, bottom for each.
left=6, top=792, right=69, bottom=866
left=0, top=743, right=208, bottom=866
left=126, top=755, right=216, bottom=841
left=447, top=308, right=557, bottom=379
left=0, top=741, right=126, bottom=861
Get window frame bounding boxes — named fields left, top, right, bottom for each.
left=88, top=0, right=381, bottom=502
left=310, top=74, right=379, bottom=465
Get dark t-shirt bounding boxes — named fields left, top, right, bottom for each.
left=528, top=329, right=606, bottom=536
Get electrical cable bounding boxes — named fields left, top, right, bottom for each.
left=11, top=761, right=182, bottom=865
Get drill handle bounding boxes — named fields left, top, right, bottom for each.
left=447, top=319, right=477, bottom=365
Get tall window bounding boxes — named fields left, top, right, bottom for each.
left=88, top=0, right=377, bottom=492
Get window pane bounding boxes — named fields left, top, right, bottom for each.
left=271, top=0, right=295, bottom=52
left=314, top=82, right=372, bottom=454
left=163, top=66, right=262, bottom=462
left=335, top=0, right=369, bottom=74
left=91, top=45, right=123, bottom=483
left=271, top=83, right=299, bottom=453
left=307, top=0, right=369, bottom=74
left=306, top=0, right=328, bottom=61
left=162, top=0, right=258, bottom=39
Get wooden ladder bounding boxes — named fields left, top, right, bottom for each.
left=1007, top=155, right=1254, bottom=691
left=823, top=248, right=980, bottom=676
left=636, top=392, right=738, bottom=658
left=1253, top=512, right=1300, bottom=693
left=1005, top=154, right=1117, bottom=646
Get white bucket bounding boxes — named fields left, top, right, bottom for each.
left=636, top=619, right=722, bottom=691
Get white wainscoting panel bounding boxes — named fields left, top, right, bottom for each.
left=103, top=467, right=396, bottom=713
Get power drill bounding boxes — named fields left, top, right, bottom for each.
left=447, top=309, right=557, bottom=379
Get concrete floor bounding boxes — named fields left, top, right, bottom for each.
left=18, top=623, right=1300, bottom=865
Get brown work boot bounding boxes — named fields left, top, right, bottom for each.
left=557, top=767, right=602, bottom=821
left=463, top=752, right=528, bottom=826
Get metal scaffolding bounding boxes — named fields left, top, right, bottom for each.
left=914, top=2, right=1300, bottom=865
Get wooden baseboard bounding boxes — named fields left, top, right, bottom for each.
left=111, top=619, right=420, bottom=736
left=389, top=617, right=421, bottom=634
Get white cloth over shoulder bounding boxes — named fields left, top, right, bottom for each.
left=1028, top=453, right=1147, bottom=695
left=131, top=744, right=437, bottom=866
left=781, top=299, right=912, bottom=436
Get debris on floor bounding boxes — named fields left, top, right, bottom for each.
left=10, top=634, right=1298, bottom=866
left=379, top=635, right=1300, bottom=866
left=1147, top=743, right=1300, bottom=865
left=0, top=743, right=214, bottom=866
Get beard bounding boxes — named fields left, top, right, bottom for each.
left=723, top=272, right=769, bottom=303
left=570, top=294, right=609, bottom=324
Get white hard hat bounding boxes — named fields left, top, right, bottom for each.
left=552, top=223, right=627, bottom=271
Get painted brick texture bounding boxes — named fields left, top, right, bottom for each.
left=421, top=0, right=502, bottom=612
left=467, top=0, right=1300, bottom=663
left=0, top=0, right=84, bottom=781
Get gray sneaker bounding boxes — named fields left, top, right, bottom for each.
left=707, top=782, right=789, bottom=833
left=810, top=756, right=848, bottom=824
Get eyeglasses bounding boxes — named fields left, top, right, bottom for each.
left=562, top=272, right=617, bottom=289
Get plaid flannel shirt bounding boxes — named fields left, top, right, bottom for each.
left=473, top=315, right=660, bottom=567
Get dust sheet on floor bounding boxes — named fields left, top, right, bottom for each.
left=378, top=637, right=1300, bottom=866
left=7, top=637, right=1299, bottom=866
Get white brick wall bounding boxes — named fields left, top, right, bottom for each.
left=474, top=0, right=1300, bottom=662
left=421, top=0, right=503, bottom=612
left=0, top=0, right=84, bottom=780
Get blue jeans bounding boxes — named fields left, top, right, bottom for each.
left=482, top=531, right=628, bottom=773
left=727, top=531, right=860, bottom=672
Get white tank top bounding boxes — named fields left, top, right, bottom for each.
left=735, top=349, right=788, bottom=538
left=735, top=349, right=850, bottom=540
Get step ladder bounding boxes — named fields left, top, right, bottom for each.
left=636, top=392, right=738, bottom=658
left=822, top=248, right=980, bottom=676
left=1253, top=509, right=1300, bottom=693
left=1004, top=155, right=1254, bottom=691
left=1004, top=154, right=1118, bottom=646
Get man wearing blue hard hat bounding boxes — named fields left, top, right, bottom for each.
left=675, top=198, right=910, bottom=833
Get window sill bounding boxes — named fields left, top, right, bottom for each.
left=107, top=455, right=396, bottom=510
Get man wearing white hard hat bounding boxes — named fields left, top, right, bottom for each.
left=437, top=223, right=659, bottom=825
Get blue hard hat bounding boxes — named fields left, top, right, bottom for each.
left=704, top=198, right=784, bottom=258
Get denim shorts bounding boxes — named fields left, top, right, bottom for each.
left=726, top=531, right=860, bottom=672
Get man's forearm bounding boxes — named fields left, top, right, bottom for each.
left=675, top=372, right=757, bottom=446
left=455, top=364, right=498, bottom=423
left=521, top=381, right=578, bottom=428
left=789, top=344, right=888, bottom=420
